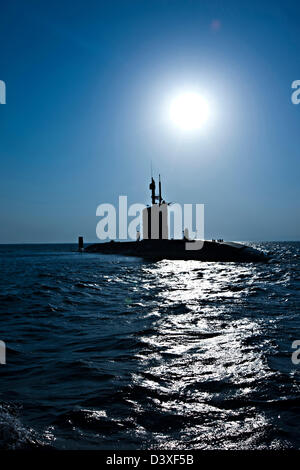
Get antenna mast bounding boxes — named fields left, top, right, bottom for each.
left=159, top=174, right=162, bottom=205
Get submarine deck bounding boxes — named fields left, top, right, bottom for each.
left=84, top=239, right=269, bottom=262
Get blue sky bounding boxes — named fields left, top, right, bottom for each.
left=0, top=0, right=299, bottom=242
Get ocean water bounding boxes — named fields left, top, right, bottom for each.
left=0, top=242, right=299, bottom=450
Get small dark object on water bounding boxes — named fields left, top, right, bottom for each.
left=78, top=236, right=84, bottom=251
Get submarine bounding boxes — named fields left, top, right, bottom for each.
left=85, top=176, right=269, bottom=263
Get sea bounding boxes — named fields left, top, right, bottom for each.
left=0, top=242, right=299, bottom=450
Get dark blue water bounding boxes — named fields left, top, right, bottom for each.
left=0, top=242, right=299, bottom=450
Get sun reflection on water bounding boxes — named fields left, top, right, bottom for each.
left=130, top=259, right=279, bottom=449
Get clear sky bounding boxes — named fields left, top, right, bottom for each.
left=0, top=0, right=299, bottom=243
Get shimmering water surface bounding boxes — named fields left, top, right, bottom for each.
left=0, top=242, right=299, bottom=450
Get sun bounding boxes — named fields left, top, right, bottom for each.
left=169, top=92, right=210, bottom=131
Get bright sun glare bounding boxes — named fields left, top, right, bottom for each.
left=169, top=92, right=210, bottom=131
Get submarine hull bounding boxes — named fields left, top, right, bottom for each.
left=85, top=240, right=269, bottom=262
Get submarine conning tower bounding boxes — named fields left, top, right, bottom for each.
left=143, top=175, right=169, bottom=240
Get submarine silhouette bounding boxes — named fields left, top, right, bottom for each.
left=85, top=176, right=269, bottom=262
